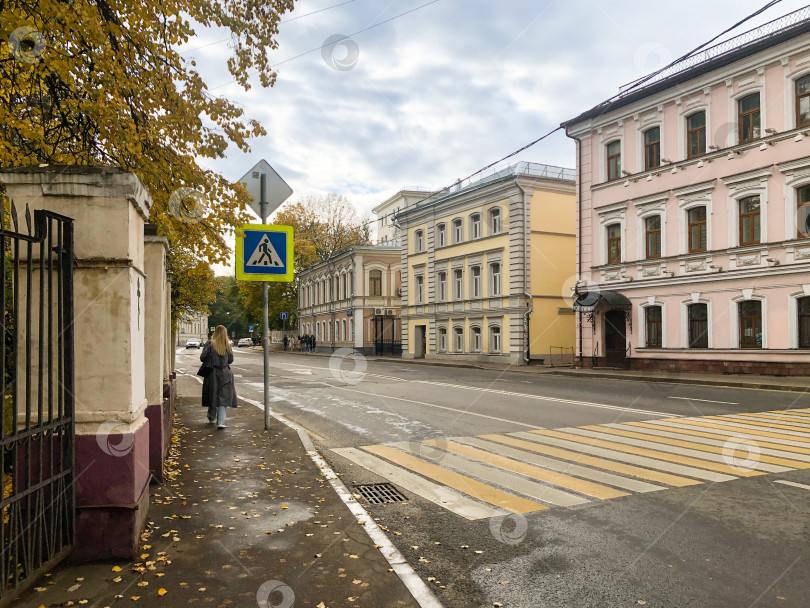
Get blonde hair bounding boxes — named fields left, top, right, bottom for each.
left=211, top=325, right=232, bottom=356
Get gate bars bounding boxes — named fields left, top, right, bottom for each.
left=0, top=204, right=75, bottom=605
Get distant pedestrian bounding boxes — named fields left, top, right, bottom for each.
left=283, top=336, right=288, bottom=351
left=312, top=336, right=317, bottom=352
left=200, top=325, right=237, bottom=429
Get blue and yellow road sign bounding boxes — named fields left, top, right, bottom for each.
left=235, top=224, right=294, bottom=282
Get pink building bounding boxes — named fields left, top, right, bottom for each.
left=563, top=7, right=810, bottom=375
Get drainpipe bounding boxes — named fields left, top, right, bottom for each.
left=515, top=181, right=532, bottom=364
left=574, top=135, right=584, bottom=367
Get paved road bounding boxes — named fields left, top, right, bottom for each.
left=177, top=347, right=810, bottom=608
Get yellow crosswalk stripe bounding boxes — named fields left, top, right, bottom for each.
left=425, top=440, right=629, bottom=500
left=734, top=412, right=810, bottom=426
left=583, top=426, right=810, bottom=469
left=626, top=421, right=810, bottom=455
left=530, top=429, right=763, bottom=477
left=773, top=410, right=810, bottom=418
left=669, top=418, right=810, bottom=443
left=707, top=416, right=810, bottom=435
left=362, top=444, right=546, bottom=514
left=480, top=434, right=701, bottom=487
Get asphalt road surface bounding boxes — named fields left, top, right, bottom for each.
left=177, top=347, right=810, bottom=608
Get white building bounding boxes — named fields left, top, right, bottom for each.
left=176, top=312, right=208, bottom=345
left=373, top=189, right=439, bottom=247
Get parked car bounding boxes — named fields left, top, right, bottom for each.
left=237, top=338, right=253, bottom=347
left=185, top=338, right=201, bottom=349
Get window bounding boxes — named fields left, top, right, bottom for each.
left=369, top=270, right=382, bottom=296
left=453, top=269, right=463, bottom=299
left=415, top=230, right=424, bottom=252
left=797, top=75, right=810, bottom=128
left=738, top=93, right=761, bottom=144
left=438, top=271, right=447, bottom=301
left=342, top=319, right=347, bottom=342
left=489, top=208, right=501, bottom=234
left=688, top=303, right=709, bottom=348
left=607, top=141, right=621, bottom=181
left=438, top=327, right=448, bottom=351
left=453, top=218, right=463, bottom=243
left=688, top=207, right=707, bottom=253
left=607, top=223, right=621, bottom=264
left=645, top=216, right=661, bottom=259
left=415, top=275, right=424, bottom=303
left=490, top=263, right=501, bottom=296
left=437, top=223, right=447, bottom=247
left=454, top=327, right=464, bottom=352
left=739, top=196, right=761, bottom=246
left=687, top=111, right=706, bottom=158
left=489, top=326, right=501, bottom=353
left=644, top=127, right=661, bottom=170
left=471, top=266, right=481, bottom=298
left=798, top=185, right=810, bottom=239
left=471, top=214, right=481, bottom=239
left=471, top=327, right=482, bottom=352
left=739, top=300, right=762, bottom=349
left=799, top=297, right=810, bottom=349
left=645, top=306, right=662, bottom=347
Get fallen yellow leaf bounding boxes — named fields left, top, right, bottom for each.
left=158, top=588, right=167, bottom=597
left=111, top=566, right=122, bottom=572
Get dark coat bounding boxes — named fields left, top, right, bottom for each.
left=200, top=343, right=238, bottom=408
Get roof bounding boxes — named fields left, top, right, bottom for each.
left=563, top=5, right=810, bottom=129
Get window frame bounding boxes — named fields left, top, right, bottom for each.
left=369, top=269, right=383, bottom=297
left=687, top=206, right=707, bottom=253
left=799, top=296, right=810, bottom=349
left=437, top=223, right=447, bottom=247
left=452, top=218, right=463, bottom=243
left=645, top=306, right=662, bottom=348
left=470, top=214, right=482, bottom=240
left=438, top=327, right=448, bottom=352
left=645, top=215, right=662, bottom=259
left=739, top=195, right=761, bottom=246
left=606, top=223, right=622, bottom=264
left=686, top=111, right=707, bottom=159
left=489, top=326, right=501, bottom=353
left=738, top=92, right=761, bottom=144
left=490, top=262, right=501, bottom=296
left=415, top=274, right=424, bottom=304
left=798, top=185, right=810, bottom=239
left=644, top=126, right=661, bottom=171
left=488, top=208, right=501, bottom=235
left=606, top=140, right=622, bottom=181
left=471, top=326, right=482, bottom=352
left=414, top=229, right=424, bottom=252
left=688, top=303, right=709, bottom=349
left=453, top=326, right=464, bottom=352
left=471, top=266, right=481, bottom=298
left=438, top=271, right=447, bottom=301
left=738, top=300, right=763, bottom=349
left=797, top=74, right=810, bottom=129
left=453, top=269, right=463, bottom=300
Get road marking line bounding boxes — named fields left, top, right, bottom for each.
left=425, top=440, right=629, bottom=500
left=456, top=437, right=665, bottom=493
left=362, top=444, right=546, bottom=514
left=732, top=412, right=810, bottom=427
left=774, top=409, right=810, bottom=418
left=667, top=396, right=739, bottom=405
left=753, top=412, right=810, bottom=425
left=708, top=415, right=810, bottom=436
left=589, top=425, right=809, bottom=469
left=774, top=480, right=810, bottom=491
left=328, top=385, right=541, bottom=428
left=486, top=434, right=702, bottom=487
left=521, top=432, right=736, bottom=482
left=391, top=442, right=589, bottom=507
left=331, top=447, right=503, bottom=520
left=626, top=421, right=810, bottom=453
left=613, top=423, right=810, bottom=461
left=659, top=418, right=810, bottom=443
left=533, top=429, right=764, bottom=478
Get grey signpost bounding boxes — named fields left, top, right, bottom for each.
left=239, top=160, right=293, bottom=430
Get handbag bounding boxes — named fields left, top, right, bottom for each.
left=197, top=351, right=214, bottom=377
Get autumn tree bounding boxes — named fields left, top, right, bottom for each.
left=238, top=193, right=371, bottom=330
left=168, top=246, right=218, bottom=330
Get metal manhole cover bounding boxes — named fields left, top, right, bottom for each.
left=354, top=483, right=407, bottom=505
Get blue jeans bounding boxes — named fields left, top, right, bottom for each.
left=207, top=405, right=227, bottom=425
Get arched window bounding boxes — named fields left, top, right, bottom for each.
left=686, top=111, right=706, bottom=158
left=738, top=92, right=761, bottom=143
left=607, top=224, right=621, bottom=264
left=453, top=327, right=464, bottom=352
left=644, top=127, right=660, bottom=170
left=489, top=326, right=501, bottom=353
left=606, top=140, right=621, bottom=181
left=414, top=229, right=424, bottom=252
left=438, top=327, right=448, bottom=352
left=471, top=327, right=482, bottom=352
left=470, top=214, right=481, bottom=239
left=437, top=223, right=447, bottom=247
left=488, top=208, right=501, bottom=234
left=645, top=216, right=661, bottom=259
left=453, top=218, right=463, bottom=243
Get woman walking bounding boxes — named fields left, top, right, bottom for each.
left=200, top=325, right=238, bottom=429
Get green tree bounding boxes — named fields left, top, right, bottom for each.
left=168, top=246, right=218, bottom=330
left=208, top=276, right=256, bottom=339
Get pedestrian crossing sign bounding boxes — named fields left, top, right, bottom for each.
left=235, top=224, right=294, bottom=282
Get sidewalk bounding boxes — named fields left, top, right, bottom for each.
left=270, top=348, right=810, bottom=393
left=14, top=375, right=422, bottom=608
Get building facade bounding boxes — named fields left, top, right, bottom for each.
left=176, top=312, right=208, bottom=345
left=373, top=188, right=437, bottom=247
left=396, top=162, right=577, bottom=365
left=297, top=246, right=402, bottom=355
left=563, top=7, right=810, bottom=375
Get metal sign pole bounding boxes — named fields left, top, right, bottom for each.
left=260, top=174, right=271, bottom=431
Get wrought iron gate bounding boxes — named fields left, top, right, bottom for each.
left=373, top=315, right=401, bottom=356
left=0, top=204, right=74, bottom=605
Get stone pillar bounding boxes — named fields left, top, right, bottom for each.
left=143, top=225, right=170, bottom=480
left=0, top=166, right=152, bottom=561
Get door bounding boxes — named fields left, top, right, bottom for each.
left=604, top=309, right=627, bottom=368
left=414, top=325, right=426, bottom=358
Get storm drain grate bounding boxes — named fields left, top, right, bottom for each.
left=354, top=483, right=408, bottom=505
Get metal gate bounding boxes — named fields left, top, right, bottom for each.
left=373, top=315, right=401, bottom=356
left=1, top=204, right=75, bottom=605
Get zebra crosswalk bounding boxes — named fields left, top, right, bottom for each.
left=332, top=408, right=810, bottom=520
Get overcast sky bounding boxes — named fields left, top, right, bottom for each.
left=190, top=0, right=809, bottom=271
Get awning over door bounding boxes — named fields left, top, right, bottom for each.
left=572, top=290, right=632, bottom=313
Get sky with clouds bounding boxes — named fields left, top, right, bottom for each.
left=187, top=0, right=809, bottom=271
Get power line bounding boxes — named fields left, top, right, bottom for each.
left=210, top=0, right=442, bottom=90
left=180, top=0, right=361, bottom=55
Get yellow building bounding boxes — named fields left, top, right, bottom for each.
left=395, top=162, right=576, bottom=365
